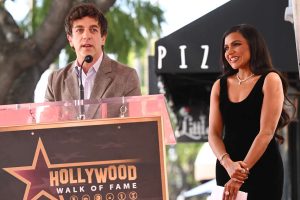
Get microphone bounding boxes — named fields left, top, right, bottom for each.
left=78, top=55, right=93, bottom=101
left=77, top=55, right=93, bottom=120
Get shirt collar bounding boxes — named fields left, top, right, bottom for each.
left=73, top=53, right=103, bottom=73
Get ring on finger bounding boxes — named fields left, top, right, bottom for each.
left=225, top=191, right=230, bottom=196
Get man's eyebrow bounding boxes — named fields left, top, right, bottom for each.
left=73, top=25, right=99, bottom=28
left=73, top=25, right=84, bottom=28
left=89, top=25, right=100, bottom=28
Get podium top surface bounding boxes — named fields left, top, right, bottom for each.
left=0, top=94, right=176, bottom=144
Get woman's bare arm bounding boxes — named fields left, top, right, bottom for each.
left=243, top=72, right=284, bottom=169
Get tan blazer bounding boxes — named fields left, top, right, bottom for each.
left=45, top=54, right=141, bottom=118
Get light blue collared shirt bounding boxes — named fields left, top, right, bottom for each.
left=74, top=53, right=103, bottom=99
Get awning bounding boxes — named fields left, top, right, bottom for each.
left=155, top=0, right=298, bottom=74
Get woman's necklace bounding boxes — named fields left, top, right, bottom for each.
left=236, top=73, right=254, bottom=85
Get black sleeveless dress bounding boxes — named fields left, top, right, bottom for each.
left=216, top=73, right=283, bottom=200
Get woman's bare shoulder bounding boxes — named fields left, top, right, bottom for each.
left=264, top=72, right=282, bottom=86
left=211, top=79, right=221, bottom=96
left=263, top=72, right=283, bottom=93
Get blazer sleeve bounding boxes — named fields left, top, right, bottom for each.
left=124, top=68, right=141, bottom=96
left=44, top=71, right=55, bottom=102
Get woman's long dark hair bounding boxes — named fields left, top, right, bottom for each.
left=220, top=24, right=294, bottom=140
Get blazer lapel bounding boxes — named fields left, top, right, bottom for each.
left=87, top=55, right=113, bottom=119
left=65, top=62, right=80, bottom=100
left=89, top=54, right=113, bottom=100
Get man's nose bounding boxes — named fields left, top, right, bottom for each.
left=82, top=29, right=91, bottom=38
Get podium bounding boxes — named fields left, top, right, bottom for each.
left=0, top=94, right=175, bottom=200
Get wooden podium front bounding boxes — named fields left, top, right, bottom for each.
left=0, top=95, right=175, bottom=200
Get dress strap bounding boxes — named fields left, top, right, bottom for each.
left=254, top=71, right=273, bottom=90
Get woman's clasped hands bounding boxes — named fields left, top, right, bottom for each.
left=221, top=157, right=249, bottom=200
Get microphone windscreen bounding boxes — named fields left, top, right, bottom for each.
left=84, top=55, right=93, bottom=63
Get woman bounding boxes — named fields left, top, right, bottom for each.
left=208, top=24, right=292, bottom=200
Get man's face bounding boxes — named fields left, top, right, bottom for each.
left=67, top=16, right=106, bottom=63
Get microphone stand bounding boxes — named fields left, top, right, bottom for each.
left=78, top=59, right=86, bottom=120
left=77, top=55, right=93, bottom=120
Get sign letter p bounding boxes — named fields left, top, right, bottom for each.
left=157, top=46, right=167, bottom=69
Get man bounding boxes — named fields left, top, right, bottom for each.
left=45, top=3, right=141, bottom=102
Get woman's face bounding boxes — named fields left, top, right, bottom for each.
left=224, top=32, right=251, bottom=70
